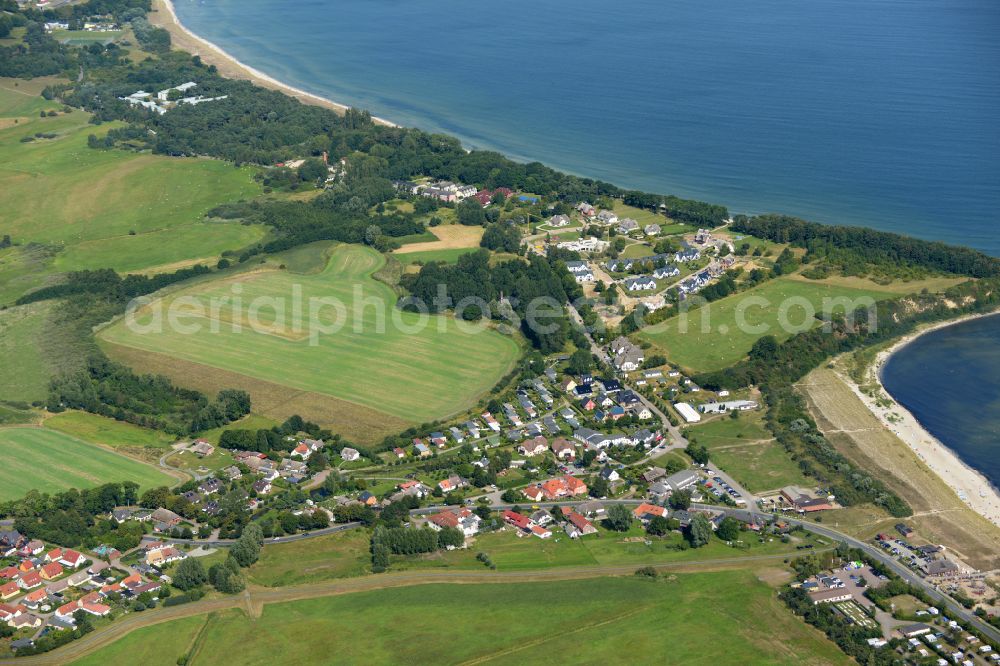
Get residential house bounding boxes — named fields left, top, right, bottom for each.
left=0, top=582, right=19, bottom=600
left=427, top=508, right=481, bottom=537
left=518, top=436, right=548, bottom=457
left=576, top=202, right=596, bottom=217
left=340, top=447, right=361, bottom=462
left=189, top=439, right=215, bottom=457
left=252, top=479, right=272, bottom=495
left=652, top=264, right=680, bottom=279
left=633, top=503, right=669, bottom=522
left=599, top=466, right=620, bottom=483
left=199, top=478, right=222, bottom=495
left=292, top=442, right=312, bottom=459
left=413, top=441, right=431, bottom=457
left=547, top=214, right=571, bottom=227
left=596, top=210, right=619, bottom=226
left=438, top=475, right=467, bottom=494
left=449, top=426, right=465, bottom=444
left=502, top=510, right=533, bottom=533
left=482, top=412, right=501, bottom=432
left=530, top=525, right=553, bottom=539
left=648, top=482, right=670, bottom=500
left=429, top=432, right=448, bottom=447
left=617, top=218, right=640, bottom=234
left=559, top=378, right=578, bottom=393
left=564, top=510, right=598, bottom=537
left=644, top=223, right=661, bottom=236
left=39, top=563, right=63, bottom=581
left=577, top=501, right=606, bottom=518
left=642, top=467, right=667, bottom=484
left=550, top=438, right=576, bottom=460
left=150, top=508, right=182, bottom=532
left=17, top=572, right=42, bottom=590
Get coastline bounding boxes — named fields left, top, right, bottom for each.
left=148, top=0, right=1000, bottom=528
left=148, top=0, right=396, bottom=127
left=847, top=309, right=1000, bottom=527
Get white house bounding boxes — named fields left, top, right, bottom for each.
left=547, top=214, right=572, bottom=227
left=624, top=276, right=656, bottom=292
left=340, top=447, right=361, bottom=462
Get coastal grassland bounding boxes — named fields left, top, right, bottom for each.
left=249, top=530, right=371, bottom=587
left=0, top=302, right=53, bottom=402
left=685, top=412, right=812, bottom=492
left=0, top=427, right=177, bottom=499
left=45, top=411, right=177, bottom=450
left=708, top=439, right=814, bottom=493
left=799, top=366, right=1000, bottom=570
left=74, top=574, right=848, bottom=665
left=638, top=276, right=898, bottom=374
left=611, top=201, right=692, bottom=232
left=98, top=244, right=521, bottom=431
left=0, top=80, right=264, bottom=277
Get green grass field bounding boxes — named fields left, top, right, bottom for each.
left=395, top=247, right=478, bottom=266
left=99, top=244, right=521, bottom=424
left=620, top=242, right=654, bottom=259
left=71, top=574, right=848, bottom=665
left=639, top=276, right=897, bottom=373
left=250, top=530, right=371, bottom=586
left=45, top=411, right=176, bottom=450
left=709, top=440, right=813, bottom=493
left=70, top=615, right=206, bottom=666
left=0, top=302, right=52, bottom=402
left=687, top=411, right=771, bottom=446
left=0, top=427, right=176, bottom=499
left=0, top=80, right=264, bottom=286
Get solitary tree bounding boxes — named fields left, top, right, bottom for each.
left=716, top=517, right=741, bottom=541
left=605, top=504, right=633, bottom=532
left=686, top=514, right=712, bottom=548
left=173, top=558, right=208, bottom=591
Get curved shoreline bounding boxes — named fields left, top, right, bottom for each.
left=150, top=0, right=1000, bottom=527
left=149, top=0, right=397, bottom=126
left=851, top=310, right=1000, bottom=527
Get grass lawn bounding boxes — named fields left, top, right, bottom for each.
left=620, top=242, right=654, bottom=259
left=0, top=80, right=264, bottom=286
left=45, top=411, right=176, bottom=449
left=686, top=411, right=771, bottom=447
left=250, top=530, right=371, bottom=587
left=0, top=427, right=176, bottom=499
left=709, top=440, right=813, bottom=493
left=639, top=276, right=898, bottom=373
left=0, top=302, right=52, bottom=402
left=99, top=244, right=521, bottom=425
left=76, top=573, right=848, bottom=665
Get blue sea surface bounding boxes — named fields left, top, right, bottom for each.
left=882, top=315, right=1000, bottom=491
left=171, top=0, right=1000, bottom=486
left=173, top=0, right=1000, bottom=255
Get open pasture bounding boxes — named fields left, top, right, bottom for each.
left=99, top=244, right=520, bottom=427
left=0, top=427, right=176, bottom=500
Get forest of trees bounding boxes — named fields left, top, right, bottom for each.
left=733, top=214, right=1000, bottom=278
left=47, top=356, right=250, bottom=434
left=402, top=249, right=581, bottom=353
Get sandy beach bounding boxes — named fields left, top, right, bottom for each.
left=849, top=310, right=1000, bottom=527
left=148, top=0, right=396, bottom=126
